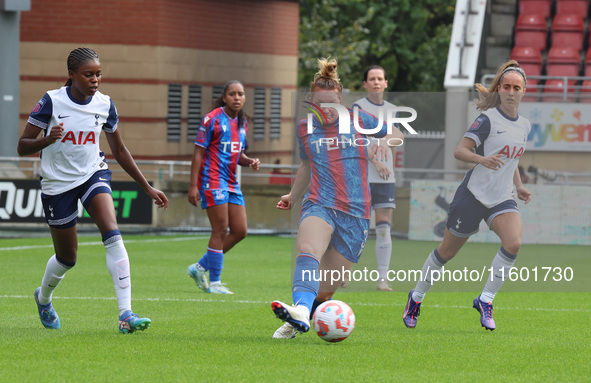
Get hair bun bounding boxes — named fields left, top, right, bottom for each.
left=315, top=58, right=340, bottom=82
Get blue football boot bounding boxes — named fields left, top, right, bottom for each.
left=34, top=287, right=60, bottom=329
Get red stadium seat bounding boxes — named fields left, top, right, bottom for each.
left=578, top=80, right=591, bottom=102
left=514, top=14, right=548, bottom=50
left=556, top=0, right=590, bottom=17
left=551, top=14, right=585, bottom=51
left=522, top=82, right=541, bottom=102
left=584, top=49, right=591, bottom=76
left=510, top=46, right=542, bottom=100
left=511, top=46, right=543, bottom=77
left=519, top=0, right=552, bottom=19
left=542, top=79, right=577, bottom=102
left=546, top=47, right=581, bottom=77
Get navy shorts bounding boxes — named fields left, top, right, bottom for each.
left=370, top=182, right=396, bottom=209
left=300, top=201, right=369, bottom=263
left=199, top=189, right=245, bottom=209
left=446, top=182, right=519, bottom=237
left=41, top=169, right=113, bottom=229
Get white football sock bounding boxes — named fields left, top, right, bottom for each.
left=375, top=222, right=392, bottom=281
left=39, top=255, right=72, bottom=305
left=412, top=249, right=447, bottom=302
left=481, top=247, right=517, bottom=303
left=105, top=235, right=132, bottom=316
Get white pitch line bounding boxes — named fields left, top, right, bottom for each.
left=1, top=294, right=589, bottom=313
left=0, top=236, right=207, bottom=251
left=1, top=294, right=269, bottom=305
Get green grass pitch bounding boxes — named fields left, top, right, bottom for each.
left=1, top=234, right=589, bottom=381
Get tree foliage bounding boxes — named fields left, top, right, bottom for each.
left=299, top=0, right=455, bottom=91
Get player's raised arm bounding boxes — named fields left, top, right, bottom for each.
left=18, top=123, right=64, bottom=156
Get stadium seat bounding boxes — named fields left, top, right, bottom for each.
left=546, top=47, right=581, bottom=77
left=580, top=50, right=591, bottom=102
left=519, top=0, right=552, bottom=19
left=584, top=49, right=591, bottom=76
left=510, top=46, right=541, bottom=101
left=578, top=80, right=591, bottom=102
left=514, top=14, right=548, bottom=50
left=511, top=46, right=543, bottom=77
left=556, top=0, right=590, bottom=17
left=522, top=82, right=541, bottom=102
left=542, top=79, right=577, bottom=102
left=551, top=14, right=585, bottom=51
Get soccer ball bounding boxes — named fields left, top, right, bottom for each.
left=312, top=300, right=355, bottom=342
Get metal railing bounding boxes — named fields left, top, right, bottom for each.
left=0, top=156, right=298, bottom=182
left=480, top=74, right=591, bottom=102
left=3, top=156, right=591, bottom=185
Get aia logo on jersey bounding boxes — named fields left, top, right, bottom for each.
left=498, top=145, right=524, bottom=159
left=32, top=98, right=46, bottom=114
left=61, top=131, right=96, bottom=145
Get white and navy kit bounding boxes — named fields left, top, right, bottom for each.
left=27, top=86, right=119, bottom=228
left=352, top=97, right=397, bottom=209
left=447, top=106, right=531, bottom=237
left=28, top=86, right=118, bottom=195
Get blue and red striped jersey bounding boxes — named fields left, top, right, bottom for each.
left=297, top=108, right=386, bottom=218
left=194, top=107, right=248, bottom=192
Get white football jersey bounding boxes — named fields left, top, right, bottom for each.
left=352, top=97, right=396, bottom=184
left=27, top=86, right=119, bottom=195
left=463, top=106, right=531, bottom=208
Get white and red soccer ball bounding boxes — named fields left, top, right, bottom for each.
left=312, top=300, right=356, bottom=342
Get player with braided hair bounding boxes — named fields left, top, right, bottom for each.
left=18, top=47, right=168, bottom=333
left=64, top=47, right=99, bottom=87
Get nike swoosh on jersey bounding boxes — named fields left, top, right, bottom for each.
left=496, top=130, right=506, bottom=134
left=58, top=115, right=70, bottom=118
left=99, top=177, right=108, bottom=181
